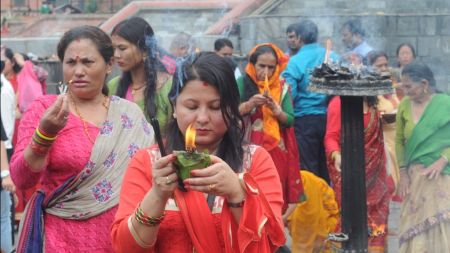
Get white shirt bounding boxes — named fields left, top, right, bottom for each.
left=353, top=41, right=373, bottom=58
left=1, top=74, right=16, bottom=149
left=234, top=67, right=242, bottom=80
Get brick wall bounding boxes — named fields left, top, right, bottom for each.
left=236, top=0, right=450, bottom=92
left=1, top=0, right=43, bottom=10
left=239, top=13, right=450, bottom=93
left=3, top=0, right=449, bottom=92
left=270, top=0, right=450, bottom=15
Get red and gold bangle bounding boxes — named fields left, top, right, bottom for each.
left=134, top=203, right=165, bottom=227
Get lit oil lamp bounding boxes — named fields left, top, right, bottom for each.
left=185, top=123, right=196, bottom=153
left=173, top=123, right=211, bottom=184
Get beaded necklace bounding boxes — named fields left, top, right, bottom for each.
left=69, top=92, right=109, bottom=144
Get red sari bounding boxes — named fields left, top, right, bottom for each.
left=242, top=43, right=304, bottom=212
left=248, top=92, right=304, bottom=211
left=324, top=97, right=393, bottom=252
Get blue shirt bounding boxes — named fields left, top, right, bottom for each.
left=353, top=41, right=373, bottom=58
left=282, top=43, right=339, bottom=117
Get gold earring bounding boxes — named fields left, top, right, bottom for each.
left=173, top=113, right=177, bottom=119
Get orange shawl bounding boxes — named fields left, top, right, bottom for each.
left=245, top=43, right=289, bottom=150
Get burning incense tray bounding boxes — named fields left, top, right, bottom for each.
left=173, top=124, right=211, bottom=181
left=309, top=62, right=393, bottom=96
left=309, top=39, right=393, bottom=96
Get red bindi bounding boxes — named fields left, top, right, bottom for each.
left=203, top=82, right=209, bottom=86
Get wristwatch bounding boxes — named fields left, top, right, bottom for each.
left=1, top=170, right=10, bottom=179
left=227, top=199, right=245, bottom=208
left=228, top=173, right=246, bottom=208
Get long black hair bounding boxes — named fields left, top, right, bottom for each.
left=167, top=52, right=244, bottom=172
left=396, top=43, right=416, bottom=67
left=111, top=17, right=158, bottom=118
left=57, top=25, right=113, bottom=95
left=3, top=48, right=22, bottom=74
left=367, top=50, right=388, bottom=67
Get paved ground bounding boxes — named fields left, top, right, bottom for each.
left=387, top=201, right=401, bottom=253
left=282, top=200, right=402, bottom=252
left=12, top=201, right=402, bottom=252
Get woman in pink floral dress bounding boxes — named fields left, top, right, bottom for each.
left=10, top=26, right=153, bottom=253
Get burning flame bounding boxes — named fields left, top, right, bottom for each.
left=195, top=48, right=201, bottom=53
left=370, top=223, right=386, bottom=237
left=185, top=123, right=196, bottom=152
left=324, top=39, right=332, bottom=64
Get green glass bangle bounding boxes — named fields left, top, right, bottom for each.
left=134, top=204, right=165, bottom=226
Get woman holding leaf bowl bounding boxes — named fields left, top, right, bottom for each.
left=111, top=52, right=286, bottom=253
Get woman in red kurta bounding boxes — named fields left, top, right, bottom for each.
left=324, top=96, right=393, bottom=253
left=111, top=52, right=285, bottom=252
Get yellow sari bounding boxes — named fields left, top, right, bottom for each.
left=287, top=171, right=339, bottom=253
